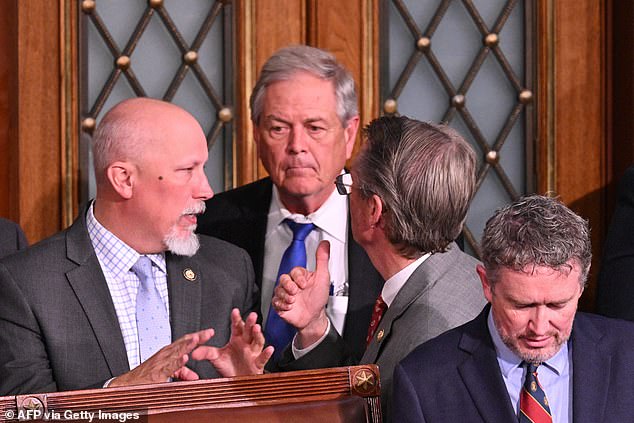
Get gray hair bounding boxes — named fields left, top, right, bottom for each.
left=354, top=116, right=477, bottom=258
left=481, top=195, right=592, bottom=287
left=249, top=45, right=358, bottom=126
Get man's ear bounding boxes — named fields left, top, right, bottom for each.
left=343, top=116, right=360, bottom=159
left=477, top=264, right=493, bottom=303
left=107, top=161, right=135, bottom=199
left=369, top=194, right=383, bottom=228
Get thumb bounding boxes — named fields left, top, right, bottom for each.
left=314, top=240, right=330, bottom=279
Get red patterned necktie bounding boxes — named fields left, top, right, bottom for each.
left=366, top=295, right=387, bottom=345
left=519, top=362, right=553, bottom=423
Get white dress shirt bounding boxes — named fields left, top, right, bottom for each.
left=86, top=203, right=169, bottom=370
left=262, top=185, right=349, bottom=334
left=380, top=253, right=430, bottom=306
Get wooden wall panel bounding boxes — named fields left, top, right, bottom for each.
left=0, top=2, right=16, bottom=220
left=309, top=0, right=379, bottom=160
left=537, top=0, right=607, bottom=311
left=235, top=0, right=306, bottom=186
left=10, top=2, right=62, bottom=242
left=253, top=0, right=306, bottom=180
left=255, top=0, right=306, bottom=69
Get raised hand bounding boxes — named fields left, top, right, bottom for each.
left=190, top=308, right=273, bottom=377
left=108, top=328, right=214, bottom=387
left=272, top=240, right=331, bottom=347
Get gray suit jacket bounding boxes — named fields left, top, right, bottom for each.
left=0, top=218, right=27, bottom=259
left=0, top=207, right=258, bottom=395
left=277, top=242, right=486, bottom=421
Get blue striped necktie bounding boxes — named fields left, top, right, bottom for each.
left=519, top=362, right=553, bottom=423
left=132, top=256, right=171, bottom=362
left=265, top=220, right=315, bottom=359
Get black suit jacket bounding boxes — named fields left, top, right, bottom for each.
left=0, top=218, right=27, bottom=259
left=392, top=305, right=634, bottom=422
left=597, top=165, right=634, bottom=318
left=197, top=178, right=384, bottom=361
left=0, top=206, right=258, bottom=394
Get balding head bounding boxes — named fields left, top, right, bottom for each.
left=92, top=98, right=200, bottom=187
left=90, top=98, right=213, bottom=255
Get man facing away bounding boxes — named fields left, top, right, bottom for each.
left=272, top=116, right=486, bottom=420
left=0, top=98, right=272, bottom=394
left=393, top=195, right=634, bottom=422
left=197, top=45, right=383, bottom=362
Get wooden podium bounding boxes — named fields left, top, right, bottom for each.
left=0, top=365, right=381, bottom=422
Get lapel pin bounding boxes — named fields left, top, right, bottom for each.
left=183, top=268, right=197, bottom=282
left=376, top=329, right=384, bottom=342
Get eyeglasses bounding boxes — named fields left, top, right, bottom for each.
left=335, top=173, right=353, bottom=196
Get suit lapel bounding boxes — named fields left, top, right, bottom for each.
left=362, top=250, right=442, bottom=363
left=167, top=253, right=202, bottom=338
left=64, top=213, right=129, bottom=377
left=246, top=180, right=271, bottom=291
left=363, top=245, right=459, bottom=362
left=457, top=308, right=517, bottom=422
left=344, top=231, right=383, bottom=360
left=571, top=314, right=610, bottom=423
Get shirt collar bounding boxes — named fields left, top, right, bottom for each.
left=87, top=201, right=167, bottom=277
left=381, top=253, right=431, bottom=306
left=487, top=307, right=568, bottom=377
left=268, top=182, right=348, bottom=243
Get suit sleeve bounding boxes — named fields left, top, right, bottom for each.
left=0, top=263, right=57, bottom=394
left=597, top=165, right=634, bottom=319
left=238, top=247, right=260, bottom=319
left=268, top=324, right=355, bottom=372
left=392, top=363, right=427, bottom=423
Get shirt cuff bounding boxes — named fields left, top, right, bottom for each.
left=103, top=377, right=116, bottom=388
left=291, top=318, right=331, bottom=359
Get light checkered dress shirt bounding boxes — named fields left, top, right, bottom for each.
left=86, top=204, right=170, bottom=370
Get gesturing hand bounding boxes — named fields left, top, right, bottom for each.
left=109, top=328, right=214, bottom=387
left=272, top=240, right=331, bottom=347
left=191, top=308, right=274, bottom=377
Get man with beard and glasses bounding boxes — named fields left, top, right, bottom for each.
left=392, top=195, right=634, bottom=423
left=0, top=98, right=272, bottom=395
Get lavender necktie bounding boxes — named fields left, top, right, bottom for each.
left=132, top=256, right=171, bottom=362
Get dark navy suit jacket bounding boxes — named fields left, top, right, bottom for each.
left=597, top=165, right=634, bottom=319
left=393, top=305, right=634, bottom=423
left=197, top=178, right=384, bottom=361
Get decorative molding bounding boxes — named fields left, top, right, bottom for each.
left=60, top=0, right=79, bottom=227
left=235, top=0, right=258, bottom=187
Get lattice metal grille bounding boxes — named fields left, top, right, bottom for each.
left=381, top=0, right=535, bottom=257
left=78, top=0, right=234, bottom=202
